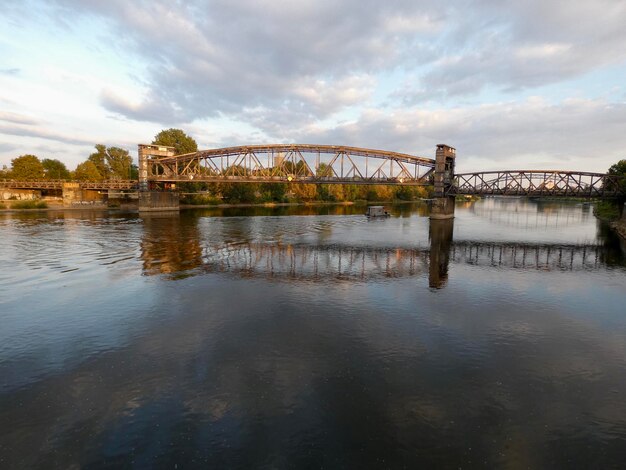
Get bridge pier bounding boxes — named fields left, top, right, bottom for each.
left=137, top=144, right=179, bottom=212
left=138, top=191, right=180, bottom=212
left=430, top=144, right=456, bottom=219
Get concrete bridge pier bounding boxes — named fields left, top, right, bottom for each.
left=430, top=144, right=456, bottom=219
left=138, top=191, right=180, bottom=212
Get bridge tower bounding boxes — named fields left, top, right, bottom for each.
left=137, top=144, right=180, bottom=212
left=430, top=144, right=456, bottom=219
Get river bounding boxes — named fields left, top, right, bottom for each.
left=1, top=199, right=625, bottom=468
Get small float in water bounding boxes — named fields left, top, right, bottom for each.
left=365, top=206, right=390, bottom=218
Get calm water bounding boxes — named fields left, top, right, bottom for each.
left=1, top=199, right=626, bottom=468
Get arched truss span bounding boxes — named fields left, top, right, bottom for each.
left=147, top=144, right=436, bottom=185
left=451, top=170, right=626, bottom=198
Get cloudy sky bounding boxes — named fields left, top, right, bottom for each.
left=1, top=0, right=626, bottom=172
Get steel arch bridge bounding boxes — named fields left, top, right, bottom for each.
left=143, top=144, right=436, bottom=186
left=139, top=143, right=625, bottom=198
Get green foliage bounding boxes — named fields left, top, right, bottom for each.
left=11, top=155, right=44, bottom=179
left=86, top=144, right=133, bottom=179
left=594, top=201, right=621, bottom=221
left=42, top=158, right=71, bottom=179
left=608, top=160, right=626, bottom=176
left=219, top=182, right=258, bottom=203
left=74, top=161, right=103, bottom=181
left=607, top=159, right=626, bottom=200
left=0, top=202, right=5, bottom=209
left=87, top=145, right=109, bottom=178
left=180, top=194, right=221, bottom=205
left=107, top=147, right=133, bottom=179
left=152, top=129, right=198, bottom=155
left=10, top=200, right=48, bottom=209
left=259, top=182, right=287, bottom=202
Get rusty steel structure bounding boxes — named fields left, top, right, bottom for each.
left=0, top=180, right=138, bottom=190
left=450, top=170, right=625, bottom=198
left=145, top=144, right=436, bottom=186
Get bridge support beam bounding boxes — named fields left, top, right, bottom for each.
left=138, top=191, right=180, bottom=212
left=431, top=144, right=457, bottom=219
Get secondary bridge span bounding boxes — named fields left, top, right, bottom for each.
left=450, top=170, right=625, bottom=198
left=142, top=144, right=436, bottom=186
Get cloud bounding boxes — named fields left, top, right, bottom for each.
left=0, top=124, right=94, bottom=146
left=292, top=98, right=626, bottom=172
left=0, top=111, right=40, bottom=126
left=46, top=0, right=443, bottom=123
left=406, top=0, right=626, bottom=100
left=0, top=68, right=21, bottom=76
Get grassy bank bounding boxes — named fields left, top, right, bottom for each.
left=593, top=200, right=626, bottom=241
left=594, top=200, right=622, bottom=222
left=5, top=200, right=48, bottom=209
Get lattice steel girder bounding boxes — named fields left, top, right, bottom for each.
left=147, top=144, right=435, bottom=183
left=450, top=171, right=625, bottom=197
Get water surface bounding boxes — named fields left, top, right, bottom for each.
left=1, top=199, right=625, bottom=468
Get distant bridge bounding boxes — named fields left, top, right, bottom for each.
left=451, top=170, right=625, bottom=198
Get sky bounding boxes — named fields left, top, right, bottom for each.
left=1, top=0, right=626, bottom=173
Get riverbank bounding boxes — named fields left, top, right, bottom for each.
left=0, top=199, right=428, bottom=213
left=611, top=219, right=626, bottom=239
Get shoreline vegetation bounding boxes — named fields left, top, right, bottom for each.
left=594, top=200, right=626, bottom=240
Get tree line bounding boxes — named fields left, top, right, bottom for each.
left=0, top=129, right=194, bottom=182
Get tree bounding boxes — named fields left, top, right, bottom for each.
left=88, top=145, right=110, bottom=179
left=74, top=161, right=102, bottom=181
left=106, top=147, right=133, bottom=179
left=42, top=158, right=71, bottom=180
left=607, top=159, right=626, bottom=203
left=152, top=128, right=198, bottom=155
left=86, top=144, right=133, bottom=179
left=11, top=154, right=44, bottom=179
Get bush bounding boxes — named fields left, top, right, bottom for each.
left=594, top=201, right=620, bottom=221
left=181, top=194, right=221, bottom=205
left=11, top=200, right=48, bottom=209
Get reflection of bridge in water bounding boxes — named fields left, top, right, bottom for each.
left=450, top=241, right=608, bottom=271
left=140, top=215, right=620, bottom=288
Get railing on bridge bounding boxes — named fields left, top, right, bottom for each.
left=145, top=144, right=436, bottom=186
left=0, top=180, right=138, bottom=190
left=450, top=170, right=625, bottom=198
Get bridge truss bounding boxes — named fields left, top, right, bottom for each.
left=0, top=180, right=137, bottom=190
left=147, top=144, right=436, bottom=185
left=450, top=170, right=625, bottom=198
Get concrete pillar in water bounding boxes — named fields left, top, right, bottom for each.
left=137, top=144, right=178, bottom=212
left=429, top=218, right=454, bottom=289
left=62, top=182, right=81, bottom=206
left=138, top=191, right=180, bottom=212
left=431, top=144, right=456, bottom=219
